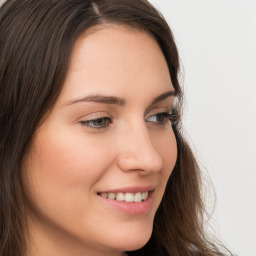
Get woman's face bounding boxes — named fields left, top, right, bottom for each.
left=23, top=25, right=177, bottom=256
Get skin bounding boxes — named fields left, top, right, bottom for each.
left=22, top=25, right=177, bottom=256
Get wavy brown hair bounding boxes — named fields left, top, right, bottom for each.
left=0, top=0, right=230, bottom=256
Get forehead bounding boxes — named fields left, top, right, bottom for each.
left=57, top=24, right=173, bottom=105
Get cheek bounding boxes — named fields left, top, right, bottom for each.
left=155, top=129, right=177, bottom=176
left=28, top=128, right=109, bottom=184
left=151, top=128, right=177, bottom=204
left=22, top=127, right=111, bottom=214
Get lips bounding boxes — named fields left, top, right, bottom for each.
left=97, top=186, right=154, bottom=215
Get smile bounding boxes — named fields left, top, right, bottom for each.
left=98, top=191, right=149, bottom=203
left=97, top=188, right=154, bottom=215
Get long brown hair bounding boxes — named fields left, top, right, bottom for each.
left=0, top=1, right=230, bottom=255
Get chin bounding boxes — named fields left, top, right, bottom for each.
left=108, top=223, right=153, bottom=252
left=122, top=236, right=151, bottom=252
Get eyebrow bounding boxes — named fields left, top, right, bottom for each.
left=150, top=90, right=176, bottom=105
left=65, top=90, right=176, bottom=107
left=66, top=94, right=126, bottom=106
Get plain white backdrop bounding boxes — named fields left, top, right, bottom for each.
left=148, top=1, right=256, bottom=256
left=0, top=0, right=255, bottom=255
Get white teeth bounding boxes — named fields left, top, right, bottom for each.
left=134, top=192, right=142, bottom=202
left=116, top=192, right=125, bottom=201
left=99, top=191, right=149, bottom=203
left=142, top=191, right=148, bottom=201
left=108, top=193, right=116, bottom=200
left=124, top=193, right=134, bottom=202
left=101, top=192, right=108, bottom=198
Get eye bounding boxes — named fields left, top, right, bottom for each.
left=146, top=112, right=176, bottom=125
left=80, top=117, right=112, bottom=129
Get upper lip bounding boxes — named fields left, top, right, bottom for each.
left=98, top=185, right=155, bottom=194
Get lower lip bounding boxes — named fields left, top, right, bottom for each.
left=98, top=192, right=153, bottom=215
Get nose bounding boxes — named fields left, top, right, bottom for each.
left=116, top=124, right=163, bottom=174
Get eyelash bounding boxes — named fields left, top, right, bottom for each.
left=146, top=112, right=176, bottom=126
left=80, top=117, right=112, bottom=129
left=79, top=112, right=177, bottom=130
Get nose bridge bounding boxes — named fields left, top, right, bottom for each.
left=117, top=121, right=163, bottom=173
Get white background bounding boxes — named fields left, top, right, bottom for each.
left=1, top=0, right=255, bottom=255
left=148, top=1, right=256, bottom=256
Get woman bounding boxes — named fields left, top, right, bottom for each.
left=0, top=0, right=230, bottom=256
